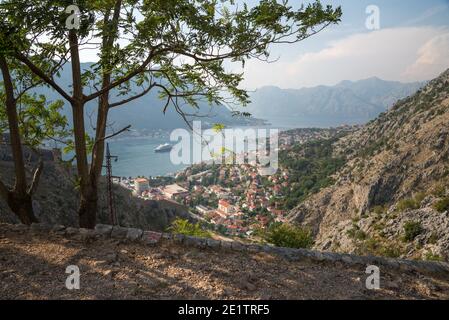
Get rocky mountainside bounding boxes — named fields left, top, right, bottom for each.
left=0, top=160, right=192, bottom=231
left=288, top=69, right=449, bottom=261
left=242, top=77, right=424, bottom=126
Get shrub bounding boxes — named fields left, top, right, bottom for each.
left=424, top=251, right=443, bottom=262
left=397, top=198, right=419, bottom=212
left=403, top=221, right=423, bottom=242
left=433, top=197, right=449, bottom=213
left=427, top=232, right=439, bottom=245
left=167, top=218, right=211, bottom=238
left=414, top=192, right=426, bottom=204
left=347, top=226, right=367, bottom=241
left=373, top=205, right=386, bottom=215
left=264, top=223, right=314, bottom=249
left=379, top=245, right=402, bottom=258
left=431, top=184, right=446, bottom=197
left=396, top=193, right=427, bottom=212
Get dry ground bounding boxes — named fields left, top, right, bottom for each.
left=0, top=223, right=448, bottom=300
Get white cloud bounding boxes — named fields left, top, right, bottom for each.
left=403, top=32, right=449, bottom=80
left=241, top=26, right=449, bottom=89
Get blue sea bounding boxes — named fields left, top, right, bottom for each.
left=106, top=135, right=188, bottom=178
left=98, top=115, right=366, bottom=178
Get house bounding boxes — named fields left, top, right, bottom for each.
left=161, top=184, right=189, bottom=199
left=218, top=199, right=234, bottom=215
left=134, top=178, right=149, bottom=195
left=196, top=205, right=212, bottom=215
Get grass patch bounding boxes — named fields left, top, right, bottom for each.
left=403, top=221, right=423, bottom=242
left=433, top=197, right=449, bottom=213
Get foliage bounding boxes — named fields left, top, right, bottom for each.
left=279, top=137, right=346, bottom=209
left=424, top=251, right=443, bottom=262
left=396, top=193, right=425, bottom=212
left=433, top=197, right=449, bottom=213
left=346, top=225, right=367, bottom=241
left=403, top=221, right=423, bottom=242
left=167, top=218, right=211, bottom=238
left=263, top=223, right=314, bottom=249
left=0, top=64, right=70, bottom=149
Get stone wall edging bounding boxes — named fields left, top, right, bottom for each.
left=25, top=222, right=449, bottom=277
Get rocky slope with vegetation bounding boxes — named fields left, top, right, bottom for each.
left=0, top=160, right=191, bottom=231
left=288, top=69, right=449, bottom=262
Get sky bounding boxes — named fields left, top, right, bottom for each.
left=78, top=0, right=449, bottom=90
left=237, top=0, right=449, bottom=89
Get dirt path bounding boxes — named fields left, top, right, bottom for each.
left=0, top=223, right=448, bottom=299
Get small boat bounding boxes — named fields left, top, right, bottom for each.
left=154, top=143, right=173, bottom=153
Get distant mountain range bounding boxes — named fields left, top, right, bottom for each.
left=30, top=63, right=263, bottom=131
left=25, top=63, right=425, bottom=129
left=240, top=77, right=425, bottom=127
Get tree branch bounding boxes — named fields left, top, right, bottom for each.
left=14, top=52, right=73, bottom=103
left=91, top=125, right=131, bottom=153
left=109, top=83, right=156, bottom=108
left=27, top=159, right=43, bottom=195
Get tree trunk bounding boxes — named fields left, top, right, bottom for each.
left=7, top=192, right=38, bottom=225
left=82, top=1, right=121, bottom=228
left=0, top=55, right=39, bottom=225
left=78, top=185, right=98, bottom=229
left=67, top=30, right=98, bottom=229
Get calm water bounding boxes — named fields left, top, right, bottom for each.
left=106, top=136, right=188, bottom=178
left=99, top=116, right=367, bottom=177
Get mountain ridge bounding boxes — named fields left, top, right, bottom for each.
left=242, top=77, right=425, bottom=126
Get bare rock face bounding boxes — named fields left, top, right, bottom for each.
left=288, top=69, right=449, bottom=261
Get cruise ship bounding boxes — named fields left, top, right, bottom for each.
left=154, top=143, right=173, bottom=153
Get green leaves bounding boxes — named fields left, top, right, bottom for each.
left=0, top=82, right=70, bottom=149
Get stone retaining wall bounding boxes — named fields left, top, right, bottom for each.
left=24, top=222, right=449, bottom=277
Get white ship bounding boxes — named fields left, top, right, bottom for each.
left=154, top=143, right=173, bottom=153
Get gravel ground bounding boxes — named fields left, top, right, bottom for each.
left=0, top=223, right=448, bottom=300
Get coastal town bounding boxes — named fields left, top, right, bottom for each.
left=115, top=125, right=360, bottom=239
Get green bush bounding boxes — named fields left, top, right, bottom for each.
left=397, top=193, right=427, bottom=212
left=347, top=226, right=367, bottom=241
left=433, top=197, right=449, bottom=213
left=167, top=218, right=211, bottom=238
left=373, top=205, right=386, bottom=215
left=403, top=221, right=423, bottom=242
left=431, top=184, right=446, bottom=197
left=424, top=251, right=443, bottom=262
left=264, top=224, right=314, bottom=249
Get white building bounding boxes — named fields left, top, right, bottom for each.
left=196, top=205, right=212, bottom=215
left=134, top=178, right=149, bottom=195
left=161, top=184, right=189, bottom=199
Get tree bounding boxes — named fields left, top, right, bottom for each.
left=0, top=56, right=68, bottom=224
left=1, top=0, right=341, bottom=228
left=264, top=223, right=313, bottom=249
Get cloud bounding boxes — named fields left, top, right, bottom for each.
left=241, top=26, right=449, bottom=89
left=403, top=32, right=449, bottom=80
